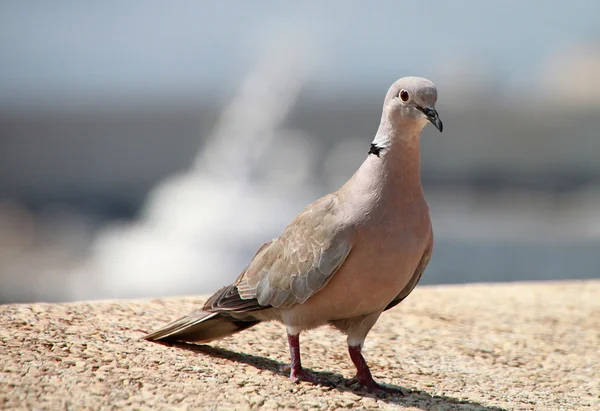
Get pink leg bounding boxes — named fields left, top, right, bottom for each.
left=348, top=345, right=402, bottom=396
left=286, top=333, right=330, bottom=385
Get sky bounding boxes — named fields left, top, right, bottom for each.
left=1, top=1, right=599, bottom=106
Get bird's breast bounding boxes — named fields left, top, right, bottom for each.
left=279, top=202, right=432, bottom=328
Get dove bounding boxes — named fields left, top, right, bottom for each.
left=143, top=76, right=443, bottom=395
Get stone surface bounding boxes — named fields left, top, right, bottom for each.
left=1, top=281, right=598, bottom=410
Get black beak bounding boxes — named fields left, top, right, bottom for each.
left=419, top=107, right=443, bottom=132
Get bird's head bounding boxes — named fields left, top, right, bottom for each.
left=383, top=77, right=443, bottom=133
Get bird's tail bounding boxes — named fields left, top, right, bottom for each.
left=142, top=310, right=261, bottom=344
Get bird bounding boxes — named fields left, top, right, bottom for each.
left=143, top=76, right=443, bottom=395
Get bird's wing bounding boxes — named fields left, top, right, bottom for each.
left=205, top=194, right=354, bottom=312
left=384, top=242, right=432, bottom=312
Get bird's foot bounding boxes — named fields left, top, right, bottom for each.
left=289, top=366, right=331, bottom=386
left=347, top=374, right=404, bottom=397
left=346, top=344, right=404, bottom=397
left=284, top=333, right=332, bottom=386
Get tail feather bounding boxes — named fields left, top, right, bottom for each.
left=142, top=310, right=260, bottom=344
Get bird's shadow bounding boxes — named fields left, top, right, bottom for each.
left=162, top=341, right=507, bottom=411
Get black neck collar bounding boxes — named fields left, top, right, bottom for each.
left=368, top=143, right=384, bottom=157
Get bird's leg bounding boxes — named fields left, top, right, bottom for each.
left=342, top=312, right=400, bottom=395
left=286, top=332, right=330, bottom=386
left=348, top=344, right=402, bottom=396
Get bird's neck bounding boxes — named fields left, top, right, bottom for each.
left=340, top=126, right=425, bottom=213
left=368, top=121, right=424, bottom=191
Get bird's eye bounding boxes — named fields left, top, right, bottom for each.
left=399, top=90, right=409, bottom=102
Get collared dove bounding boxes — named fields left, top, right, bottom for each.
left=143, top=76, right=443, bottom=395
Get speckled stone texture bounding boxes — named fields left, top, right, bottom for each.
left=1, top=281, right=598, bottom=410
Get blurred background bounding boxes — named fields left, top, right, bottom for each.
left=1, top=1, right=599, bottom=304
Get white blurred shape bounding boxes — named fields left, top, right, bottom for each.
left=251, top=129, right=316, bottom=186
left=196, top=38, right=313, bottom=182
left=72, top=35, right=316, bottom=300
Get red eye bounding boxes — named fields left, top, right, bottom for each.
left=400, top=90, right=409, bottom=102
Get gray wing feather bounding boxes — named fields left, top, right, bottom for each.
left=236, top=194, right=353, bottom=309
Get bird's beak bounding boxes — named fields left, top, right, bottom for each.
left=419, top=107, right=443, bottom=132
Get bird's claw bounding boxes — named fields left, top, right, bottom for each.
left=289, top=367, right=331, bottom=386
left=347, top=375, right=404, bottom=397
